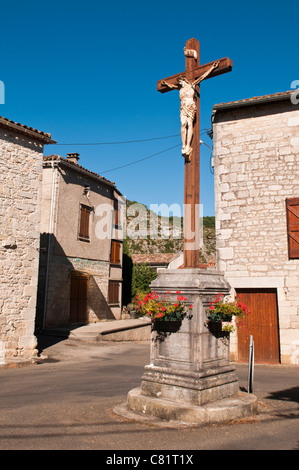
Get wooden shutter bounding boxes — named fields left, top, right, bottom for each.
left=286, top=198, right=299, bottom=259
left=110, top=241, right=115, bottom=263
left=108, top=281, right=120, bottom=304
left=110, top=240, right=121, bottom=264
left=115, top=241, right=120, bottom=264
left=79, top=205, right=91, bottom=240
left=114, top=199, right=119, bottom=226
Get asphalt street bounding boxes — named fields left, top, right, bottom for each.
left=0, top=335, right=298, bottom=452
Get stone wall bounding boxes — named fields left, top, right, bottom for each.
left=0, top=127, right=44, bottom=361
left=213, top=99, right=299, bottom=364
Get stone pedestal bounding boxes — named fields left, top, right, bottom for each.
left=118, top=269, right=258, bottom=426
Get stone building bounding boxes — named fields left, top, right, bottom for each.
left=212, top=90, right=299, bottom=365
left=36, top=152, right=124, bottom=330
left=0, top=116, right=55, bottom=363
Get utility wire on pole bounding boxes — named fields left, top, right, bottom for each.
left=51, top=129, right=212, bottom=146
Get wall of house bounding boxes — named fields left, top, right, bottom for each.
left=0, top=127, right=44, bottom=361
left=213, top=99, right=299, bottom=365
left=37, top=162, right=123, bottom=328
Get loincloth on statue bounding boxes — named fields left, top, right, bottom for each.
left=180, top=102, right=196, bottom=121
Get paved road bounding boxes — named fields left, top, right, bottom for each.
left=0, top=336, right=298, bottom=452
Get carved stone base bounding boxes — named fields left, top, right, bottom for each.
left=123, top=388, right=257, bottom=426
left=118, top=269, right=258, bottom=426
left=140, top=363, right=239, bottom=406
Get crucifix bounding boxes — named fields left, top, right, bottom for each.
left=157, top=38, right=232, bottom=268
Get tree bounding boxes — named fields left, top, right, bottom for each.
left=131, top=263, right=157, bottom=298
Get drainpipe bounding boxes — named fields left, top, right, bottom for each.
left=42, top=161, right=58, bottom=330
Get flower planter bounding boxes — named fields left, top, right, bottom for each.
left=135, top=291, right=193, bottom=326
left=207, top=321, right=229, bottom=338
left=206, top=293, right=250, bottom=336
left=152, top=319, right=182, bottom=333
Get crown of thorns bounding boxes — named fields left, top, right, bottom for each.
left=177, top=75, right=189, bottom=83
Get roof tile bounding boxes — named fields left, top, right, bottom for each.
left=0, top=115, right=55, bottom=142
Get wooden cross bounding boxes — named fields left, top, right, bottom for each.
left=157, top=38, right=232, bottom=268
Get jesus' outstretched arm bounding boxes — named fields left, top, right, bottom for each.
left=161, top=80, right=179, bottom=90
left=192, top=62, right=219, bottom=87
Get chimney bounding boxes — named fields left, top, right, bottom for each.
left=66, top=152, right=80, bottom=164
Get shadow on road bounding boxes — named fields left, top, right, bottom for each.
left=36, top=334, right=69, bottom=355
left=266, top=386, right=299, bottom=404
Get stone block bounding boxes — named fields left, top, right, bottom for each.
left=218, top=247, right=234, bottom=260
left=18, top=334, right=37, bottom=350
left=288, top=116, right=299, bottom=126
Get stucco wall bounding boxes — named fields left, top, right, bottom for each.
left=37, top=161, right=123, bottom=328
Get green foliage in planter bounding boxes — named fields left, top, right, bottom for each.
left=206, top=293, right=250, bottom=323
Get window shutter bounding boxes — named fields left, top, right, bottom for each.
left=110, top=241, right=115, bottom=263
left=108, top=281, right=113, bottom=303
left=79, top=205, right=91, bottom=240
left=115, top=242, right=121, bottom=264
left=286, top=198, right=299, bottom=259
left=110, top=241, right=121, bottom=264
left=114, top=199, right=119, bottom=226
left=108, top=281, right=120, bottom=304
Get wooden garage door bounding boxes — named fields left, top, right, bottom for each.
left=236, top=288, right=280, bottom=364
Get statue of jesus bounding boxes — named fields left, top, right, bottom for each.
left=162, top=61, right=219, bottom=161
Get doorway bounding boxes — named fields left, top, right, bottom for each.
left=236, top=288, right=280, bottom=364
left=70, top=273, right=88, bottom=324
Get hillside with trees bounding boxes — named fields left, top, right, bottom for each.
left=122, top=200, right=216, bottom=306
left=125, top=199, right=215, bottom=261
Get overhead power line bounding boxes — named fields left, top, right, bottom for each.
left=52, top=129, right=212, bottom=146
left=49, top=129, right=213, bottom=174
left=53, top=134, right=180, bottom=146
left=100, top=144, right=181, bottom=174
left=100, top=134, right=213, bottom=174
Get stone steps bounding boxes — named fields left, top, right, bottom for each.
left=44, top=319, right=151, bottom=342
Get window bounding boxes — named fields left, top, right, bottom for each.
left=79, top=205, right=91, bottom=241
left=286, top=198, right=299, bottom=259
left=114, top=198, right=119, bottom=227
left=110, top=240, right=121, bottom=264
left=108, top=281, right=120, bottom=304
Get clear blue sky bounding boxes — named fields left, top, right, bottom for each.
left=1, top=0, right=297, bottom=216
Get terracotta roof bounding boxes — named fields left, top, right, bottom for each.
left=213, top=90, right=294, bottom=112
left=0, top=115, right=56, bottom=144
left=131, top=253, right=216, bottom=269
left=131, top=253, right=180, bottom=265
left=43, top=154, right=119, bottom=189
